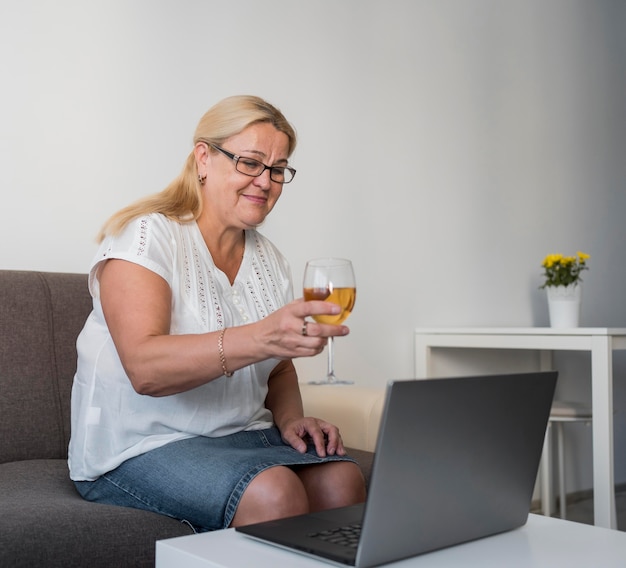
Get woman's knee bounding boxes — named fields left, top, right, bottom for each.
left=230, top=466, right=309, bottom=527
left=298, top=461, right=367, bottom=511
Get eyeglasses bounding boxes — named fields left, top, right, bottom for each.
left=210, top=144, right=296, bottom=184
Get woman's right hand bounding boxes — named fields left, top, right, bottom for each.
left=252, top=298, right=350, bottom=360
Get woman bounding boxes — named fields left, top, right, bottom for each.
left=68, top=95, right=366, bottom=531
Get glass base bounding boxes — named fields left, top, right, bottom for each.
left=307, top=378, right=354, bottom=385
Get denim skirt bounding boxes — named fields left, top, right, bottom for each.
left=74, top=426, right=356, bottom=532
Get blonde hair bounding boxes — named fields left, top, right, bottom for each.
left=97, top=95, right=297, bottom=242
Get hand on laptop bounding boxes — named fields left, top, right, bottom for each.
left=280, top=416, right=347, bottom=457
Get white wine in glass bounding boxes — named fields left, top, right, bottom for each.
left=303, top=258, right=356, bottom=385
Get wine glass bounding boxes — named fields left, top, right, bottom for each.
left=303, top=258, right=356, bottom=385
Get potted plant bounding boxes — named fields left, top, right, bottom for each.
left=540, top=252, right=590, bottom=328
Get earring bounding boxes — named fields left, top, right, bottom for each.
left=198, top=173, right=207, bottom=185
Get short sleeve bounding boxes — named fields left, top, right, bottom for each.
left=88, top=215, right=176, bottom=299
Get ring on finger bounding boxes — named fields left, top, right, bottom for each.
left=301, top=320, right=309, bottom=336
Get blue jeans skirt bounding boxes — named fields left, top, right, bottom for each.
left=74, top=426, right=356, bottom=532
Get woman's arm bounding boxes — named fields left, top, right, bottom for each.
left=99, top=259, right=247, bottom=395
left=264, top=360, right=304, bottom=432
left=99, top=259, right=349, bottom=397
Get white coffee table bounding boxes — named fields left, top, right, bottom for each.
left=156, top=514, right=626, bottom=567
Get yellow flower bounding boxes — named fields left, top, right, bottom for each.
left=540, top=251, right=590, bottom=288
left=542, top=254, right=563, bottom=268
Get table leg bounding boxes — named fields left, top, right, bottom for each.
left=541, top=423, right=554, bottom=517
left=591, top=335, right=617, bottom=529
left=539, top=350, right=554, bottom=516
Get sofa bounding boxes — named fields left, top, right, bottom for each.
left=300, top=383, right=384, bottom=453
left=0, top=270, right=375, bottom=567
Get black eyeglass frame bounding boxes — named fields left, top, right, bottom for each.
left=209, top=144, right=296, bottom=184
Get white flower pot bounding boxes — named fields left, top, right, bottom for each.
left=546, top=284, right=581, bottom=328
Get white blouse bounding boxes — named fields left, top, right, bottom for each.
left=68, top=214, right=293, bottom=481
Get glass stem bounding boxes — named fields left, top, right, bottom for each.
left=326, top=336, right=337, bottom=383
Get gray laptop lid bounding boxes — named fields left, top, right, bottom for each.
left=237, top=371, right=557, bottom=567
left=356, top=371, right=557, bottom=566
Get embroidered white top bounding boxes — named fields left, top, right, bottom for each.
left=68, top=214, right=293, bottom=481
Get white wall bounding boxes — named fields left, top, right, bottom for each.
left=2, top=1, right=625, bottom=492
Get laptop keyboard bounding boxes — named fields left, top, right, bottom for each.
left=308, top=523, right=362, bottom=549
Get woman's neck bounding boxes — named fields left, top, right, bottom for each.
left=198, top=222, right=246, bottom=284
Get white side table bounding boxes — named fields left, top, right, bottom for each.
left=414, top=327, right=626, bottom=529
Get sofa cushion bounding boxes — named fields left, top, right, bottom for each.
left=0, top=271, right=92, bottom=463
left=0, top=459, right=193, bottom=567
left=300, top=384, right=385, bottom=452
left=0, top=455, right=373, bottom=567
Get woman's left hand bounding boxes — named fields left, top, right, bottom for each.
left=280, top=416, right=347, bottom=458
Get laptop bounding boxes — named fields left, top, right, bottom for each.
left=236, top=371, right=557, bottom=567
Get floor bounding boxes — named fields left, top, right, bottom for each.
left=534, top=490, right=626, bottom=530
